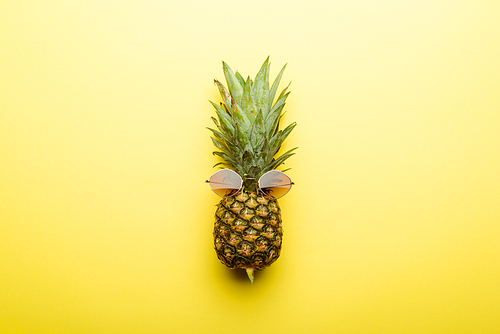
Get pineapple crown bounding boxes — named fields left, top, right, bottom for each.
left=208, top=57, right=297, bottom=182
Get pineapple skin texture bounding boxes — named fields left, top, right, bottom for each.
left=213, top=190, right=283, bottom=270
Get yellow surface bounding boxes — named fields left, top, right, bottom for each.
left=1, top=1, right=499, bottom=333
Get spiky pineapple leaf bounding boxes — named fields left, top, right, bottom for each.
left=265, top=92, right=290, bottom=137
left=279, top=122, right=297, bottom=145
left=207, top=127, right=237, bottom=151
left=249, top=107, right=266, bottom=150
left=210, top=58, right=297, bottom=177
left=268, top=91, right=289, bottom=117
left=269, top=63, right=287, bottom=109
left=223, top=62, right=243, bottom=105
left=214, top=80, right=252, bottom=133
left=242, top=150, right=253, bottom=170
left=234, top=122, right=250, bottom=152
left=267, top=147, right=298, bottom=171
left=241, top=76, right=257, bottom=118
left=212, top=151, right=240, bottom=172
left=213, top=162, right=225, bottom=168
left=209, top=101, right=234, bottom=134
left=268, top=122, right=296, bottom=158
left=248, top=165, right=261, bottom=178
left=211, top=136, right=232, bottom=156
left=214, top=79, right=246, bottom=125
left=277, top=81, right=291, bottom=101
left=235, top=71, right=245, bottom=88
left=214, top=79, right=233, bottom=113
left=252, top=57, right=270, bottom=115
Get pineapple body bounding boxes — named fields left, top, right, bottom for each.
left=213, top=190, right=283, bottom=271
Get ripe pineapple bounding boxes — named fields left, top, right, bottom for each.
left=208, top=57, right=296, bottom=282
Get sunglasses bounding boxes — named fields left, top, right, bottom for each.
left=206, top=169, right=294, bottom=199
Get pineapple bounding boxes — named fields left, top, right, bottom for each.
left=208, top=57, right=296, bottom=282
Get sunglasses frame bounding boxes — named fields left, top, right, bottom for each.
left=206, top=168, right=294, bottom=199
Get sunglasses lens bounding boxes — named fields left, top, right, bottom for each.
left=208, top=169, right=242, bottom=197
left=259, top=170, right=292, bottom=199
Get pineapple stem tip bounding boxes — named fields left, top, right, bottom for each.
left=246, top=268, right=254, bottom=284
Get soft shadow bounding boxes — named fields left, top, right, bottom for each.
left=226, top=267, right=273, bottom=285
left=228, top=268, right=252, bottom=283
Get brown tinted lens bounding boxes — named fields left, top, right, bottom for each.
left=209, top=169, right=242, bottom=197
left=259, top=170, right=292, bottom=199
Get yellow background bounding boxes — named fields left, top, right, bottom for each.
left=1, top=0, right=499, bottom=333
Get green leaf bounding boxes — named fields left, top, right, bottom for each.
left=212, top=151, right=239, bottom=170
left=267, top=131, right=281, bottom=156
left=214, top=79, right=234, bottom=117
left=207, top=127, right=236, bottom=149
left=265, top=92, right=289, bottom=137
left=213, top=162, right=226, bottom=168
left=209, top=101, right=234, bottom=134
left=268, top=91, right=289, bottom=116
left=248, top=165, right=261, bottom=179
left=279, top=122, right=297, bottom=145
left=269, top=63, right=287, bottom=108
left=231, top=94, right=249, bottom=126
left=211, top=136, right=243, bottom=164
left=268, top=122, right=296, bottom=158
left=242, top=150, right=253, bottom=170
left=223, top=61, right=243, bottom=105
left=249, top=107, right=266, bottom=150
left=211, top=136, right=231, bottom=155
left=267, top=147, right=298, bottom=171
left=211, top=116, right=231, bottom=139
left=215, top=79, right=248, bottom=128
left=235, top=71, right=245, bottom=88
left=252, top=57, right=270, bottom=115
left=241, top=76, right=257, bottom=118
left=259, top=138, right=270, bottom=165
left=235, top=122, right=250, bottom=152
left=270, top=113, right=284, bottom=137
left=276, top=82, right=291, bottom=104
left=210, top=116, right=219, bottom=127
